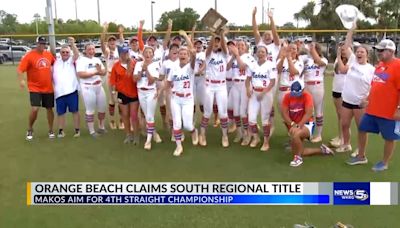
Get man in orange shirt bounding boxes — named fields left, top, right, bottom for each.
left=281, top=80, right=334, bottom=167
left=109, top=46, right=139, bottom=144
left=347, top=39, right=400, bottom=171
left=17, top=36, right=56, bottom=140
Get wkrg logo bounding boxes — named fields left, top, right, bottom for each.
left=333, top=182, right=370, bottom=205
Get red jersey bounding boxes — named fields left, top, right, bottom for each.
left=281, top=91, right=314, bottom=123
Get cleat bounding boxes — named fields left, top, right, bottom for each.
left=26, top=130, right=34, bottom=141
left=311, top=136, right=322, bottom=143
left=290, top=155, right=303, bottom=167
left=73, top=130, right=80, bottom=138
left=173, top=145, right=183, bottom=156
left=346, top=156, right=368, bottom=165
left=48, top=131, right=56, bottom=139
left=222, top=135, right=229, bottom=148
left=350, top=148, right=359, bottom=158
left=57, top=130, right=66, bottom=138
left=133, top=135, right=140, bottom=145
left=123, top=135, right=133, bottom=144
left=199, top=132, right=207, bottom=146
left=241, top=135, right=251, bottom=146
left=372, top=161, right=388, bottom=172
left=109, top=121, right=117, bottom=130
left=321, top=144, right=334, bottom=155
left=233, top=130, right=243, bottom=143
left=260, top=142, right=270, bottom=152
left=336, top=144, right=352, bottom=153
left=192, top=129, right=199, bottom=146
left=144, top=141, right=152, bottom=150
left=118, top=121, right=125, bottom=130
left=90, top=132, right=99, bottom=138
left=153, top=132, right=162, bottom=143
left=330, top=137, right=342, bottom=148
left=250, top=135, right=260, bottom=148
left=96, top=128, right=107, bottom=134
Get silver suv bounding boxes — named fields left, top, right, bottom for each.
left=0, top=44, right=31, bottom=61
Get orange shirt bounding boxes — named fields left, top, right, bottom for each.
left=281, top=91, right=314, bottom=124
left=109, top=60, right=138, bottom=98
left=18, top=50, right=55, bottom=93
left=366, top=58, right=400, bottom=120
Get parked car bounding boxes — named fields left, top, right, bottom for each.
left=295, top=35, right=313, bottom=43
left=0, top=53, right=5, bottom=64
left=0, top=44, right=31, bottom=61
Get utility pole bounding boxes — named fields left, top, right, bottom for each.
left=97, top=0, right=101, bottom=24
left=215, top=0, right=217, bottom=11
left=267, top=2, right=270, bottom=25
left=34, top=13, right=40, bottom=35
left=74, top=0, right=78, bottom=21
left=46, top=0, right=56, bottom=55
left=54, top=0, right=58, bottom=21
left=151, top=1, right=155, bottom=32
left=262, top=0, right=264, bottom=24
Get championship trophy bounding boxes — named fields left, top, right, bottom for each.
left=335, top=4, right=361, bottom=29
left=201, top=8, right=228, bottom=34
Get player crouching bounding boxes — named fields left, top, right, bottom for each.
left=281, top=80, right=334, bottom=167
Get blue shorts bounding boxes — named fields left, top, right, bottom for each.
left=56, top=90, right=79, bottom=115
left=359, top=113, right=400, bottom=141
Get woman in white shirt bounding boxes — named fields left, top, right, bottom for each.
left=336, top=25, right=375, bottom=153
left=276, top=43, right=304, bottom=108
left=133, top=46, right=162, bottom=150
left=246, top=46, right=277, bottom=151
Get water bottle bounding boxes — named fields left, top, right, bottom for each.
left=395, top=121, right=400, bottom=136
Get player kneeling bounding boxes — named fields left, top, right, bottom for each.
left=165, top=32, right=199, bottom=156
left=281, top=80, right=334, bottom=167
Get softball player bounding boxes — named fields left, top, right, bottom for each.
left=199, top=31, right=229, bottom=147
left=133, top=47, right=162, bottom=150
left=226, top=41, right=236, bottom=133
left=227, top=40, right=255, bottom=145
left=76, top=43, right=107, bottom=137
left=166, top=46, right=199, bottom=156
left=193, top=39, right=206, bottom=116
left=159, top=44, right=180, bottom=141
left=277, top=44, right=304, bottom=107
left=246, top=46, right=277, bottom=151
left=100, top=23, right=121, bottom=130
left=303, top=42, right=328, bottom=143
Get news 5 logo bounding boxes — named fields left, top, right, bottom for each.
left=333, top=182, right=370, bottom=205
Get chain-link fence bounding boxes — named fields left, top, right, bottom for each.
left=1, top=30, right=399, bottom=65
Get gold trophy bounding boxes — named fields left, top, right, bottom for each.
left=201, top=8, right=228, bottom=34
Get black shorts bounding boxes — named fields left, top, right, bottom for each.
left=30, top=92, right=54, bottom=108
left=332, top=91, right=342, bottom=98
left=117, top=92, right=138, bottom=105
left=342, top=101, right=362, bottom=109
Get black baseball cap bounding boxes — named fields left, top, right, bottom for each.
left=36, top=36, right=47, bottom=44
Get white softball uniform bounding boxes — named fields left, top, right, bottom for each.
left=204, top=51, right=229, bottom=118
left=76, top=56, right=106, bottom=115
left=129, top=49, right=143, bottom=62
left=278, top=58, right=304, bottom=105
left=342, top=59, right=375, bottom=106
left=248, top=60, right=277, bottom=125
left=194, top=51, right=206, bottom=106
left=257, top=41, right=281, bottom=63
left=134, top=61, right=160, bottom=123
left=303, top=56, right=328, bottom=116
left=168, top=62, right=195, bottom=131
left=228, top=53, right=255, bottom=117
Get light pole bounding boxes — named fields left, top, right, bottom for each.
left=34, top=13, right=40, bottom=35
left=179, top=0, right=181, bottom=11
left=151, top=1, right=155, bottom=32
left=262, top=0, right=264, bottom=24
left=215, top=0, right=217, bottom=11
left=74, top=0, right=78, bottom=21
left=97, top=0, right=101, bottom=24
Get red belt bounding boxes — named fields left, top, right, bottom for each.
left=234, top=79, right=245, bottom=82
left=139, top=87, right=154, bottom=91
left=173, top=92, right=191, bottom=97
left=306, top=81, right=322, bottom=85
left=253, top=87, right=264, bottom=92
left=84, top=80, right=102, bottom=85
left=279, top=86, right=290, bottom=91
left=226, top=78, right=232, bottom=82
left=206, top=79, right=226, bottom=84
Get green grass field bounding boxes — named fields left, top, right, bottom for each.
left=0, top=65, right=399, bottom=227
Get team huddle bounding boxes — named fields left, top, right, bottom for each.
left=17, top=7, right=400, bottom=170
